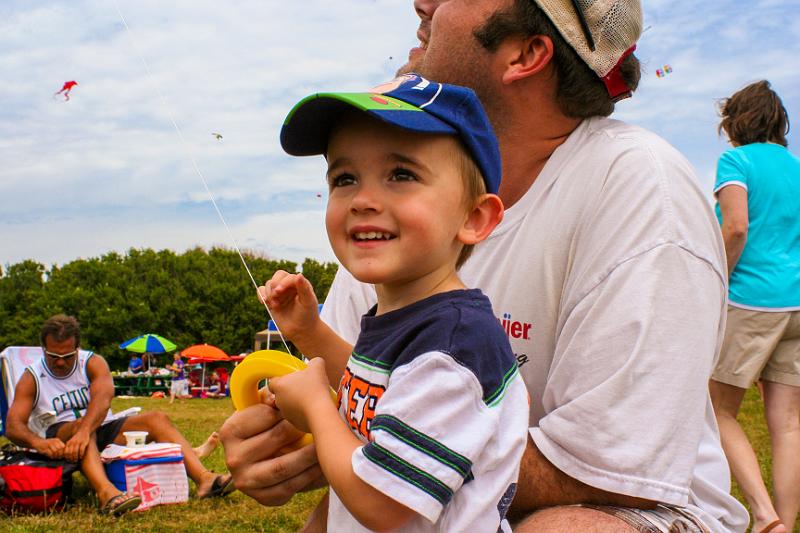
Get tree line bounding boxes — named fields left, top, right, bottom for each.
left=0, top=248, right=339, bottom=370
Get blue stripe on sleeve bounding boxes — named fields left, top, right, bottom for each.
left=371, top=414, right=473, bottom=481
left=362, top=442, right=454, bottom=505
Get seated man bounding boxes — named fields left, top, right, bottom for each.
left=6, top=314, right=234, bottom=516
left=127, top=354, right=143, bottom=374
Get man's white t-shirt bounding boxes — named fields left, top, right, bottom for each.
left=321, top=117, right=749, bottom=533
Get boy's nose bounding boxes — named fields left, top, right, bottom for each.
left=349, top=185, right=382, bottom=214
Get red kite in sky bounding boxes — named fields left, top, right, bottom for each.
left=54, top=80, right=78, bottom=101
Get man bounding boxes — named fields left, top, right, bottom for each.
left=127, top=354, right=143, bottom=374
left=221, top=1, right=749, bottom=531
left=6, top=314, right=234, bottom=516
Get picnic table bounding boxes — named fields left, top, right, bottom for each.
left=113, top=374, right=170, bottom=396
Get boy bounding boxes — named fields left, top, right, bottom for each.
left=262, top=74, right=528, bottom=531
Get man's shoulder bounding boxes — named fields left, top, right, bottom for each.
left=583, top=117, right=687, bottom=164
left=84, top=351, right=110, bottom=376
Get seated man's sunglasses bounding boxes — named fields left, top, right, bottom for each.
left=43, top=348, right=79, bottom=360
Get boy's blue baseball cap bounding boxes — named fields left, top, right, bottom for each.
left=280, top=74, right=501, bottom=194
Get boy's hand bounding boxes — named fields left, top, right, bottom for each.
left=268, top=358, right=332, bottom=434
left=257, top=271, right=320, bottom=344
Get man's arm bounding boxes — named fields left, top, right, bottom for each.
left=6, top=372, right=66, bottom=459
left=511, top=245, right=726, bottom=514
left=716, top=185, right=748, bottom=277
left=508, top=438, right=656, bottom=521
left=62, top=354, right=115, bottom=462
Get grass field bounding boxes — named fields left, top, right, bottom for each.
left=0, top=388, right=795, bottom=532
left=0, top=397, right=322, bottom=532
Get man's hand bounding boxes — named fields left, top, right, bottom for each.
left=258, top=271, right=321, bottom=344
left=64, top=428, right=91, bottom=462
left=220, top=402, right=326, bottom=506
left=34, top=438, right=66, bottom=460
left=268, top=359, right=332, bottom=434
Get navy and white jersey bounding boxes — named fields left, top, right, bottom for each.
left=26, top=349, right=113, bottom=428
left=328, top=289, right=529, bottom=532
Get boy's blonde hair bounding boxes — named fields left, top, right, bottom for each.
left=451, top=141, right=488, bottom=269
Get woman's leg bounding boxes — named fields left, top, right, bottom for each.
left=710, top=379, right=782, bottom=531
left=763, top=381, right=800, bottom=529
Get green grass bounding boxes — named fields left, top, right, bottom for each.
left=0, top=397, right=322, bottom=532
left=0, top=389, right=795, bottom=531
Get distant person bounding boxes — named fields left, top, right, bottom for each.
left=710, top=80, right=800, bottom=533
left=167, top=352, right=188, bottom=404
left=206, top=371, right=223, bottom=398
left=127, top=354, right=143, bottom=374
left=5, top=314, right=235, bottom=516
left=141, top=352, right=154, bottom=372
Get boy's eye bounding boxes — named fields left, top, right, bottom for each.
left=329, top=173, right=356, bottom=188
left=390, top=168, right=418, bottom=182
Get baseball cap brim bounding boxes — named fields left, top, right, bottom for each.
left=280, top=92, right=459, bottom=156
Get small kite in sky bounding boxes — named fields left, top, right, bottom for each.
left=212, top=132, right=223, bottom=140
left=54, top=80, right=78, bottom=101
left=655, top=65, right=673, bottom=78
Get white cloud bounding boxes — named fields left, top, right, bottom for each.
left=2, top=0, right=799, bottom=270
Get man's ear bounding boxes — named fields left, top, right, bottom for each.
left=459, top=194, right=504, bottom=245
left=501, top=34, right=554, bottom=85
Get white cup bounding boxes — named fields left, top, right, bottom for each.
left=123, top=431, right=148, bottom=448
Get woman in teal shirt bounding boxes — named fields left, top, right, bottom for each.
left=710, top=80, right=800, bottom=533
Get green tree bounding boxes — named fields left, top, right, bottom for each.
left=0, top=249, right=338, bottom=371
left=301, top=258, right=339, bottom=303
left=0, top=260, right=48, bottom=348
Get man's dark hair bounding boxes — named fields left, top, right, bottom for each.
left=40, top=314, right=81, bottom=347
left=473, top=0, right=641, bottom=118
left=718, top=80, right=789, bottom=147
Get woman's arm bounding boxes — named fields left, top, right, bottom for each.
left=717, top=184, right=749, bottom=277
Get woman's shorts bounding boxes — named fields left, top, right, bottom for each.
left=712, top=305, right=800, bottom=388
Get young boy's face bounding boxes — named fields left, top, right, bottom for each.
left=325, top=113, right=471, bottom=288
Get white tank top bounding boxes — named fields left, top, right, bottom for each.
left=26, top=349, right=113, bottom=427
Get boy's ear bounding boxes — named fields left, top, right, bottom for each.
left=458, top=194, right=504, bottom=245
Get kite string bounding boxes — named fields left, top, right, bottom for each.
left=113, top=0, right=294, bottom=355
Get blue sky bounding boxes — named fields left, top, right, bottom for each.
left=2, top=0, right=799, bottom=271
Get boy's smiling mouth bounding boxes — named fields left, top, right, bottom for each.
left=353, top=231, right=396, bottom=242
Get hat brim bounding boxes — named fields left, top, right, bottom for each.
left=280, top=92, right=458, bottom=156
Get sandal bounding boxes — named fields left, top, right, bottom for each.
left=199, top=474, right=235, bottom=499
left=758, top=520, right=783, bottom=533
left=100, top=492, right=141, bottom=516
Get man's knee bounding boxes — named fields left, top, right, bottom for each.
left=140, top=411, right=172, bottom=426
left=127, top=411, right=175, bottom=435
left=514, top=506, right=638, bottom=533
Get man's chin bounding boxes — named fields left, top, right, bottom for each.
left=395, top=60, right=416, bottom=77
left=396, top=47, right=427, bottom=77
